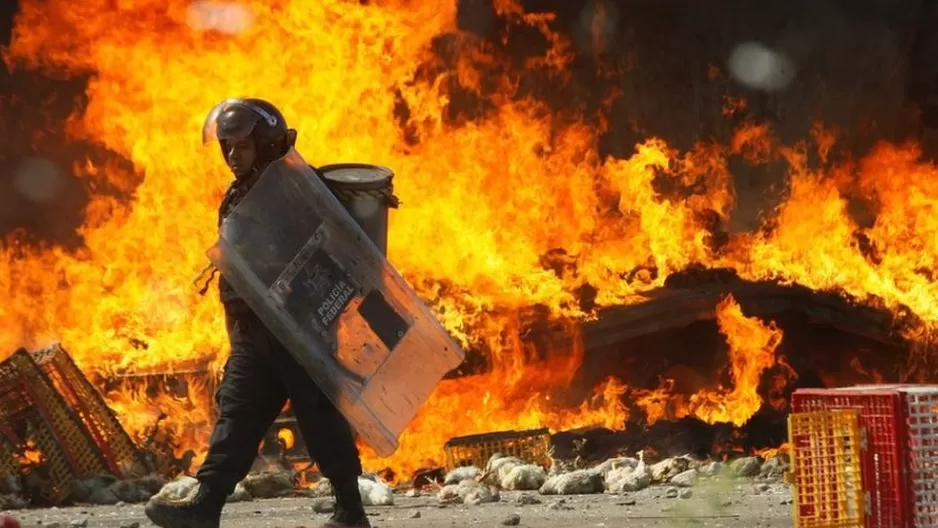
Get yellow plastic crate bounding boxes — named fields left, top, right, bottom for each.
left=443, top=428, right=551, bottom=470
left=788, top=409, right=866, bottom=528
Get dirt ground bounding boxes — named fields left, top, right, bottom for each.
left=5, top=479, right=793, bottom=527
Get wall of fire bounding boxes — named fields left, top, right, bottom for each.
left=0, top=0, right=935, bottom=486
left=2, top=0, right=938, bottom=242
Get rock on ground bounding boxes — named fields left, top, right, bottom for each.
left=438, top=479, right=499, bottom=505
left=240, top=472, right=294, bottom=499
left=730, top=457, right=763, bottom=478
left=443, top=466, right=480, bottom=485
left=359, top=478, right=394, bottom=506
left=669, top=469, right=698, bottom=487
left=4, top=483, right=795, bottom=527
left=604, top=458, right=651, bottom=493
left=760, top=456, right=790, bottom=479
left=539, top=469, right=604, bottom=495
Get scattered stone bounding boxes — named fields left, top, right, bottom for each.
left=501, top=513, right=521, bottom=526
left=682, top=455, right=708, bottom=472
left=151, top=476, right=199, bottom=503
left=730, top=457, right=762, bottom=478
left=515, top=493, right=542, bottom=506
left=593, top=457, right=639, bottom=476
left=227, top=483, right=252, bottom=503
left=483, top=456, right=547, bottom=491
left=756, top=483, right=771, bottom=493
left=133, top=475, right=168, bottom=496
left=548, top=499, right=573, bottom=511
left=46, top=523, right=62, bottom=528
left=461, top=480, right=499, bottom=505
left=438, top=484, right=460, bottom=504
left=698, top=461, right=725, bottom=477
left=405, top=489, right=420, bottom=498
left=721, top=499, right=734, bottom=507
left=312, top=479, right=333, bottom=498
left=109, top=480, right=150, bottom=503
left=0, top=494, right=27, bottom=510
left=0, top=475, right=21, bottom=495
left=438, top=480, right=498, bottom=505
left=670, top=469, right=698, bottom=488
left=502, top=464, right=547, bottom=491
left=443, top=466, right=480, bottom=486
left=665, top=487, right=679, bottom=499
left=413, top=467, right=446, bottom=489
left=760, top=456, right=790, bottom=479
left=312, top=498, right=336, bottom=514
left=119, top=522, right=140, bottom=528
left=69, top=520, right=88, bottom=528
left=358, top=477, right=394, bottom=506
left=409, top=510, right=421, bottom=519
left=68, top=480, right=91, bottom=503
left=651, top=458, right=689, bottom=483
left=539, top=469, right=603, bottom=495
left=87, top=487, right=120, bottom=505
left=241, top=471, right=294, bottom=499
left=679, top=488, right=693, bottom=499
left=618, top=497, right=637, bottom=506
left=605, top=464, right=651, bottom=493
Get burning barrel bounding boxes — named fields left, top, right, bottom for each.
left=317, top=163, right=400, bottom=257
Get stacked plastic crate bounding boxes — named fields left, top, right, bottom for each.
left=788, top=384, right=938, bottom=527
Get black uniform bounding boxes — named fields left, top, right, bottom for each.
left=197, top=179, right=363, bottom=494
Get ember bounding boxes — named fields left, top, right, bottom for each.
left=1, top=0, right=937, bottom=512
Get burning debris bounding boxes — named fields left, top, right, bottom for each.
left=2, top=3, right=938, bottom=527
left=0, top=345, right=155, bottom=506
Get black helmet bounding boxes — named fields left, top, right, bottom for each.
left=202, top=98, right=296, bottom=164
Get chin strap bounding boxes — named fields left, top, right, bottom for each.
left=193, top=262, right=219, bottom=296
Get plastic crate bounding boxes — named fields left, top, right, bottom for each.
left=0, top=424, right=19, bottom=480
left=792, top=388, right=908, bottom=528
left=32, top=344, right=145, bottom=478
left=788, top=409, right=866, bottom=527
left=900, top=387, right=938, bottom=528
left=0, top=349, right=108, bottom=502
left=443, top=428, right=552, bottom=471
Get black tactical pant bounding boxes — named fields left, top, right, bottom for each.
left=196, top=303, right=363, bottom=495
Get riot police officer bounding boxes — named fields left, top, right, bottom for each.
left=145, top=98, right=371, bottom=528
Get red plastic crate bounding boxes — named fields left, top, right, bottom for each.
left=898, top=387, right=938, bottom=528
left=792, top=388, right=908, bottom=528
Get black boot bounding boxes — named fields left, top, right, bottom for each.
left=144, top=480, right=226, bottom=528
left=321, top=477, right=371, bottom=528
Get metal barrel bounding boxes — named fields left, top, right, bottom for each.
left=316, top=163, right=400, bottom=257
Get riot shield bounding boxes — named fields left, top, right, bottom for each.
left=206, top=148, right=465, bottom=456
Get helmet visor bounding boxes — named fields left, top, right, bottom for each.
left=201, top=98, right=281, bottom=145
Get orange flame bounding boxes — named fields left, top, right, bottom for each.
left=688, top=295, right=784, bottom=426
left=0, top=0, right=936, bottom=479
left=634, top=295, right=787, bottom=427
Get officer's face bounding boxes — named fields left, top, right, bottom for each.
left=224, top=136, right=257, bottom=179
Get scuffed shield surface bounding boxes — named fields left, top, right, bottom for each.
left=207, top=148, right=465, bottom=456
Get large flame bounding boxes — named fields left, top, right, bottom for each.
left=2, top=0, right=937, bottom=478
left=635, top=294, right=787, bottom=427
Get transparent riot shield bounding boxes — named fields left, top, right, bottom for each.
left=206, top=148, right=465, bottom=457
